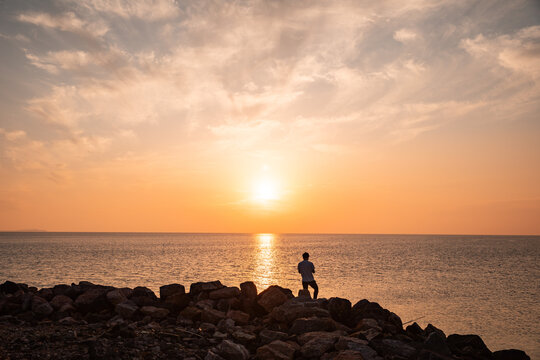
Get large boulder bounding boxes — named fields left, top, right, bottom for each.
left=50, top=295, right=74, bottom=310
left=74, top=288, right=110, bottom=313
left=159, top=284, right=185, bottom=300
left=201, top=308, right=226, bottom=324
left=106, top=289, right=128, bottom=305
left=32, top=299, right=53, bottom=317
left=140, top=306, right=169, bottom=319
left=163, top=292, right=191, bottom=312
left=115, top=301, right=138, bottom=319
left=52, top=284, right=70, bottom=296
left=216, top=339, right=249, bottom=360
left=423, top=331, right=451, bottom=356
left=447, top=334, right=492, bottom=359
left=290, top=317, right=337, bottom=334
left=351, top=300, right=390, bottom=324
left=226, top=309, right=250, bottom=325
left=271, top=300, right=330, bottom=324
left=298, top=331, right=342, bottom=345
left=328, top=297, right=352, bottom=325
left=257, top=286, right=291, bottom=313
left=493, top=349, right=530, bottom=360
left=373, top=339, right=416, bottom=359
left=300, top=333, right=337, bottom=358
left=190, top=281, right=224, bottom=296
left=0, top=281, right=21, bottom=295
left=178, top=306, right=202, bottom=321
left=257, top=340, right=297, bottom=360
left=209, top=287, right=241, bottom=300
left=240, top=281, right=257, bottom=299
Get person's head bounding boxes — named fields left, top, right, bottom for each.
left=302, top=252, right=309, bottom=260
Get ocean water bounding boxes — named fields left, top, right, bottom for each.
left=0, top=232, right=538, bottom=357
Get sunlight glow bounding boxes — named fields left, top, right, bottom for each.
left=253, top=178, right=280, bottom=203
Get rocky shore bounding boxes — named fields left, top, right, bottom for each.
left=0, top=280, right=530, bottom=360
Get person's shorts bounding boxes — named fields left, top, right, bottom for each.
left=302, top=281, right=318, bottom=289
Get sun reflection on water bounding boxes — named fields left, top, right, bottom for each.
left=253, top=233, right=276, bottom=289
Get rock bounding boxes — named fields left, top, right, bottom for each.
left=447, top=334, right=492, bottom=358
left=297, top=289, right=311, bottom=299
left=163, top=292, right=191, bottom=312
left=240, top=281, right=257, bottom=299
left=424, top=324, right=446, bottom=339
left=406, top=322, right=425, bottom=340
left=328, top=297, right=352, bottom=325
left=201, top=308, right=226, bottom=324
left=37, top=288, right=54, bottom=301
left=130, top=286, right=157, bottom=306
left=1, top=281, right=20, bottom=294
left=58, top=303, right=76, bottom=314
left=424, top=331, right=451, bottom=356
left=336, top=336, right=371, bottom=352
left=298, top=331, right=342, bottom=345
left=356, top=318, right=382, bottom=331
left=259, top=329, right=289, bottom=344
left=226, top=309, right=250, bottom=325
left=159, top=283, right=185, bottom=300
left=52, top=284, right=70, bottom=296
left=58, top=316, right=78, bottom=325
left=178, top=306, right=202, bottom=321
left=49, top=295, right=73, bottom=310
left=360, top=327, right=382, bottom=341
left=209, top=287, right=241, bottom=300
left=376, top=339, right=416, bottom=359
left=115, top=301, right=138, bottom=319
left=140, top=306, right=169, bottom=319
left=216, top=298, right=240, bottom=312
left=64, top=284, right=83, bottom=300
left=205, top=350, right=226, bottom=360
left=270, top=300, right=330, bottom=323
left=352, top=300, right=390, bottom=323
left=232, top=330, right=256, bottom=343
left=257, top=286, right=292, bottom=313
left=290, top=316, right=337, bottom=334
left=33, top=301, right=54, bottom=317
left=74, top=288, right=109, bottom=313
left=190, top=281, right=224, bottom=296
left=216, top=339, right=249, bottom=360
left=106, top=289, right=128, bottom=305
left=301, top=333, right=337, bottom=358
left=334, top=349, right=374, bottom=360
left=257, top=340, right=296, bottom=360
left=493, top=349, right=530, bottom=360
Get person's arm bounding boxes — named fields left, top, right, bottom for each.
left=312, top=263, right=315, bottom=273
left=298, top=263, right=301, bottom=273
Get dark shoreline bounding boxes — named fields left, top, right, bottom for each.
left=0, top=280, right=530, bottom=360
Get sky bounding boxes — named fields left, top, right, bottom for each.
left=0, top=0, right=539, bottom=234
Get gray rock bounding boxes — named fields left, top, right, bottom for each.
left=178, top=306, right=202, bottom=321
left=232, top=330, right=256, bottom=343
left=257, top=340, right=296, bottom=360
left=447, top=334, right=492, bottom=359
left=216, top=339, right=249, bottom=360
left=58, top=316, right=78, bottom=325
left=335, top=336, right=369, bottom=351
left=205, top=350, right=226, bottom=360
left=297, top=331, right=342, bottom=345
left=74, top=288, right=109, bottom=313
left=270, top=301, right=330, bottom=323
left=33, top=301, right=54, bottom=317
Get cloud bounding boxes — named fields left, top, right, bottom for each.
left=17, top=11, right=108, bottom=37
left=82, top=0, right=181, bottom=20
left=0, top=129, right=27, bottom=141
left=394, top=28, right=418, bottom=43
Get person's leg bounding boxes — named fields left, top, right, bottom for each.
left=310, top=281, right=318, bottom=299
left=302, top=281, right=309, bottom=290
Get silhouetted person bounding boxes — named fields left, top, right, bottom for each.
left=298, top=252, right=318, bottom=299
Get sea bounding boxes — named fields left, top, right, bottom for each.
left=0, top=232, right=538, bottom=358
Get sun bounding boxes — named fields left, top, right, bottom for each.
left=253, top=178, right=280, bottom=203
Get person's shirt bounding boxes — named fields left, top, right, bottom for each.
left=297, top=260, right=315, bottom=282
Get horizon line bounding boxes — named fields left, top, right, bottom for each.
left=1, top=230, right=539, bottom=237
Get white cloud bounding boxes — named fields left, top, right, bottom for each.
left=17, top=11, right=108, bottom=37
left=394, top=28, right=418, bottom=43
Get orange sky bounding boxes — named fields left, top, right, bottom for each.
left=1, top=1, right=539, bottom=234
